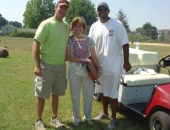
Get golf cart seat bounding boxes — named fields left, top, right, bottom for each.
left=125, top=48, right=160, bottom=74
left=122, top=74, right=170, bottom=86
left=122, top=49, right=170, bottom=86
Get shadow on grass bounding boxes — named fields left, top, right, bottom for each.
left=37, top=108, right=149, bottom=130
left=40, top=120, right=108, bottom=130
left=116, top=107, right=150, bottom=130
left=65, top=120, right=109, bottom=130
left=0, top=56, right=11, bottom=58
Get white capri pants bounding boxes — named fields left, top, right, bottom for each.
left=69, top=69, right=94, bottom=122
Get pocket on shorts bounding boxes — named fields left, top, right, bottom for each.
left=35, top=81, right=46, bottom=94
left=58, top=79, right=67, bottom=95
left=64, top=79, right=67, bottom=90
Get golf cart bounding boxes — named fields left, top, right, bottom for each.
left=94, top=48, right=170, bottom=130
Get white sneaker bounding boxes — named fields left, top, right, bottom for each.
left=50, top=117, right=64, bottom=128
left=35, top=120, right=46, bottom=130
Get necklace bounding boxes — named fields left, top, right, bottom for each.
left=74, top=34, right=85, bottom=39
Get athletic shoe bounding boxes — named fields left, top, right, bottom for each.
left=50, top=117, right=64, bottom=128
left=107, top=118, right=117, bottom=130
left=35, top=120, right=46, bottom=130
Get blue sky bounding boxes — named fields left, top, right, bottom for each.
left=0, top=0, right=170, bottom=30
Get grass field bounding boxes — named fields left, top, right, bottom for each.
left=0, top=37, right=170, bottom=130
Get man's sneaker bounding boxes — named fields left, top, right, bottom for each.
left=84, top=119, right=93, bottom=125
left=107, top=118, right=117, bottom=130
left=94, top=112, right=109, bottom=120
left=35, top=120, right=46, bottom=130
left=50, top=117, right=64, bottom=128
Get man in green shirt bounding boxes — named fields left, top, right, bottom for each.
left=32, top=0, right=69, bottom=129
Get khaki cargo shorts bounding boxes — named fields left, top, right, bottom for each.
left=35, top=60, right=67, bottom=99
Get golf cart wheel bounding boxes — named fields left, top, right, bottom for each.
left=150, top=111, right=170, bottom=130
left=93, top=93, right=101, bottom=101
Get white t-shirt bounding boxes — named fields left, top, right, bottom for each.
left=89, top=18, right=129, bottom=75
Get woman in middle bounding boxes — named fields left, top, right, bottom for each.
left=66, top=17, right=101, bottom=125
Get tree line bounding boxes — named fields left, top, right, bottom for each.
left=1, top=0, right=165, bottom=42
left=0, top=14, right=22, bottom=28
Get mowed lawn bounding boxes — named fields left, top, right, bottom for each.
left=0, top=37, right=170, bottom=130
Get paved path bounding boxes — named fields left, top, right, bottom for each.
left=131, top=42, right=170, bottom=46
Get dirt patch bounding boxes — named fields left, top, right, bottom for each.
left=130, top=42, right=170, bottom=46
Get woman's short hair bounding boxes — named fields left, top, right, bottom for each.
left=70, top=17, right=87, bottom=33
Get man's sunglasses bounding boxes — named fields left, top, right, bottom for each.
left=97, top=8, right=108, bottom=12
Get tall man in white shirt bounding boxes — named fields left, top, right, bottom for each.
left=89, top=2, right=131, bottom=130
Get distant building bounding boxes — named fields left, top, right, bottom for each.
left=1, top=25, right=37, bottom=35
left=1, top=25, right=17, bottom=34
left=158, top=29, right=170, bottom=43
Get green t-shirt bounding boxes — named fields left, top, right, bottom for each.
left=34, top=17, right=69, bottom=65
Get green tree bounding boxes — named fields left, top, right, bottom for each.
left=9, top=21, right=22, bottom=28
left=150, top=26, right=158, bottom=40
left=65, top=0, right=97, bottom=25
left=142, top=22, right=152, bottom=37
left=159, top=33, right=165, bottom=42
left=136, top=27, right=143, bottom=34
left=23, top=0, right=55, bottom=28
left=142, top=22, right=158, bottom=40
left=0, top=14, right=8, bottom=28
left=116, top=9, right=130, bottom=33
